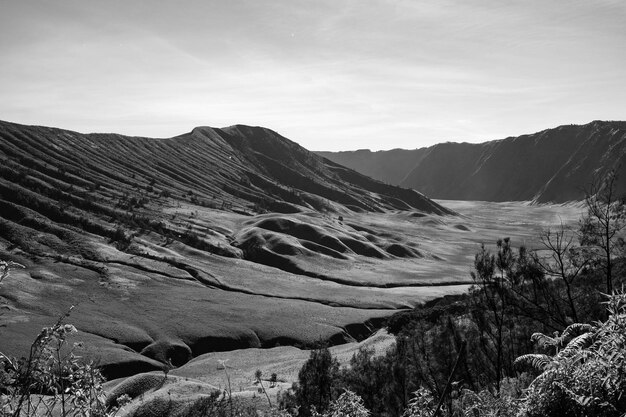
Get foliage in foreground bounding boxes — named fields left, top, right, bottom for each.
left=293, top=292, right=626, bottom=417
left=4, top=268, right=625, bottom=417
left=0, top=310, right=117, bottom=417
left=516, top=292, right=626, bottom=417
left=311, top=390, right=370, bottom=417
left=2, top=171, right=625, bottom=417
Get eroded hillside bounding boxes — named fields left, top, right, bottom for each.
left=0, top=120, right=584, bottom=382
left=0, top=120, right=457, bottom=379
left=318, top=121, right=626, bottom=203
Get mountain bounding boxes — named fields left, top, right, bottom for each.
left=0, top=120, right=456, bottom=379
left=318, top=121, right=626, bottom=203
left=316, top=148, right=427, bottom=185
left=0, top=121, right=449, bottom=216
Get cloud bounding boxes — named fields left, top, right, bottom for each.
left=0, top=0, right=624, bottom=150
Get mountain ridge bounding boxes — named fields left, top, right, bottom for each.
left=0, top=119, right=457, bottom=378
left=0, top=119, right=451, bottom=215
left=317, top=120, right=626, bottom=203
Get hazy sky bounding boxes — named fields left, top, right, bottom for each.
left=1, top=1, right=625, bottom=151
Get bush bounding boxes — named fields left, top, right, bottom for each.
left=401, top=388, right=436, bottom=417
left=294, top=348, right=340, bottom=417
left=312, top=390, right=369, bottom=417
left=0, top=308, right=120, bottom=417
left=515, top=292, right=626, bottom=417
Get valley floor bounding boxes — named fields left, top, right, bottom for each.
left=1, top=200, right=583, bottom=384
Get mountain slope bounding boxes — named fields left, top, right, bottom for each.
left=316, top=148, right=427, bottom=185
left=318, top=121, right=626, bottom=203
left=0, top=120, right=457, bottom=379
left=0, top=120, right=450, bottom=216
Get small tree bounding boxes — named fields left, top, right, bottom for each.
left=255, top=369, right=272, bottom=407
left=469, top=239, right=558, bottom=393
left=579, top=169, right=626, bottom=294
left=470, top=240, right=511, bottom=393
left=537, top=225, right=588, bottom=323
left=295, top=348, right=339, bottom=417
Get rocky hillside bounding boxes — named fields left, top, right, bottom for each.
left=0, top=120, right=449, bottom=217
left=0, top=120, right=455, bottom=379
left=318, top=121, right=626, bottom=203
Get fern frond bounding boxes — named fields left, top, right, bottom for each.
left=514, top=353, right=551, bottom=371
left=531, top=332, right=557, bottom=349
left=557, top=333, right=594, bottom=360
left=558, top=323, right=595, bottom=346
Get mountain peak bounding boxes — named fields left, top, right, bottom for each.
left=0, top=119, right=451, bottom=214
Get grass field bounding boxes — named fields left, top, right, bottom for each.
left=1, top=198, right=583, bottom=382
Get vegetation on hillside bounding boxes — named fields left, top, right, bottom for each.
left=1, top=171, right=625, bottom=416
left=0, top=119, right=461, bottom=379
left=0, top=309, right=120, bottom=416
left=285, top=170, right=626, bottom=417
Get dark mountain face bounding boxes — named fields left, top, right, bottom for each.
left=316, top=148, right=428, bottom=185
left=318, top=121, right=626, bottom=203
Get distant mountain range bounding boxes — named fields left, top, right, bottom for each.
left=318, top=121, right=626, bottom=203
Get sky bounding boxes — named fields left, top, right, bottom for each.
left=1, top=1, right=625, bottom=151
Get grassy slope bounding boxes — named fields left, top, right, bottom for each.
left=0, top=120, right=582, bottom=382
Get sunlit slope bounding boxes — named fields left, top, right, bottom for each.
left=0, top=120, right=582, bottom=382
left=0, top=120, right=454, bottom=379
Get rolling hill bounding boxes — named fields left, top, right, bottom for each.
left=318, top=121, right=626, bottom=203
left=0, top=120, right=459, bottom=379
